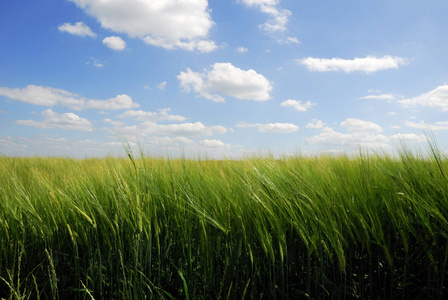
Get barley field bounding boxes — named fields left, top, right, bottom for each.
left=1, top=143, right=448, bottom=299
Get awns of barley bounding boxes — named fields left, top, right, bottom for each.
left=0, top=143, right=448, bottom=299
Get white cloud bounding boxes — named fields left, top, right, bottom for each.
left=0, top=85, right=76, bottom=107
left=0, top=136, right=28, bottom=151
left=236, top=47, right=248, bottom=53
left=119, top=110, right=157, bottom=119
left=0, top=110, right=7, bottom=114
left=0, top=85, right=139, bottom=110
left=284, top=36, right=299, bottom=44
left=81, top=94, right=138, bottom=110
left=86, top=57, right=104, bottom=67
left=360, top=94, right=397, bottom=100
left=281, top=99, right=315, bottom=112
left=399, top=85, right=448, bottom=111
left=120, top=121, right=226, bottom=137
left=103, top=118, right=124, bottom=126
left=341, top=118, right=383, bottom=133
left=157, top=81, right=167, bottom=90
left=308, top=127, right=388, bottom=147
left=177, top=63, right=273, bottom=102
left=405, top=120, right=448, bottom=131
left=389, top=133, right=427, bottom=143
left=237, top=122, right=299, bottom=132
left=157, top=108, right=186, bottom=122
left=148, top=136, right=195, bottom=146
left=70, top=0, right=216, bottom=52
left=0, top=135, right=143, bottom=157
left=298, top=55, right=406, bottom=73
left=276, top=36, right=300, bottom=44
left=15, top=109, right=93, bottom=131
left=102, top=36, right=126, bottom=50
left=58, top=21, right=96, bottom=37
left=306, top=119, right=326, bottom=129
left=143, top=37, right=217, bottom=53
left=118, top=108, right=186, bottom=122
left=200, top=139, right=231, bottom=148
left=240, top=0, right=292, bottom=33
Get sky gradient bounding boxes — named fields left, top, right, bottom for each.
left=1, top=0, right=448, bottom=158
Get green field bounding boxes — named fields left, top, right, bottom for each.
left=1, top=143, right=448, bottom=299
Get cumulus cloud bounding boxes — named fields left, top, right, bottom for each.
left=239, top=0, right=292, bottom=33
left=200, top=139, right=231, bottom=148
left=237, top=122, right=299, bottom=132
left=70, top=0, right=216, bottom=52
left=298, top=55, right=406, bottom=73
left=120, top=121, right=226, bottom=137
left=341, top=118, right=383, bottom=133
left=281, top=99, right=315, bottom=112
left=58, top=21, right=96, bottom=37
left=15, top=109, right=93, bottom=131
left=0, top=85, right=139, bottom=110
left=118, top=108, right=186, bottom=122
left=177, top=63, right=273, bottom=102
left=102, top=36, right=126, bottom=50
left=399, top=85, right=448, bottom=111
left=306, top=119, right=326, bottom=129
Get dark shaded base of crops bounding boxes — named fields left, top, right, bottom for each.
left=1, top=232, right=447, bottom=299
left=1, top=142, right=448, bottom=299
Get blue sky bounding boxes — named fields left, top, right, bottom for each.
left=1, top=0, right=448, bottom=158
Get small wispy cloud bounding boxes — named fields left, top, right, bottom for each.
left=360, top=94, right=396, bottom=100
left=58, top=22, right=96, bottom=37
left=86, top=57, right=104, bottom=68
left=405, top=120, right=448, bottom=131
left=157, top=81, right=167, bottom=90
left=237, top=122, right=299, bottom=133
left=281, top=99, right=315, bottom=112
left=236, top=46, right=248, bottom=53
left=298, top=55, right=406, bottom=73
left=239, top=0, right=292, bottom=33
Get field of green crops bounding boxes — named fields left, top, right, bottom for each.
left=1, top=142, right=448, bottom=299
